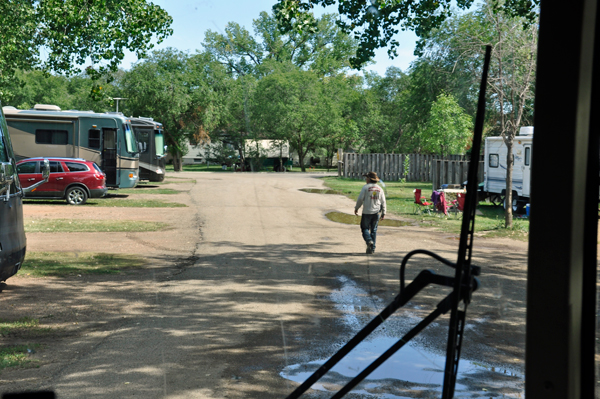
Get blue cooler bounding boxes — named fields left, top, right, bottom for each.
left=526, top=204, right=530, bottom=217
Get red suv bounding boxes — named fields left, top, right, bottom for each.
left=17, top=157, right=107, bottom=205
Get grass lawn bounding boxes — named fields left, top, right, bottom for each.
left=166, top=164, right=336, bottom=173
left=320, top=177, right=529, bottom=240
left=166, top=164, right=231, bottom=172
left=117, top=187, right=181, bottom=195
left=24, top=198, right=187, bottom=207
left=21, top=252, right=146, bottom=277
left=0, top=318, right=51, bottom=338
left=0, top=344, right=40, bottom=370
left=24, top=218, right=170, bottom=233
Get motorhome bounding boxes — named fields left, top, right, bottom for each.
left=3, top=104, right=140, bottom=189
left=130, top=117, right=167, bottom=182
left=483, top=126, right=533, bottom=212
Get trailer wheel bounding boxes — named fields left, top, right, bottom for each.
left=504, top=196, right=518, bottom=212
left=503, top=191, right=522, bottom=213
left=66, top=186, right=88, bottom=205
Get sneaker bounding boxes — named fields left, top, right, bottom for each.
left=366, top=240, right=374, bottom=254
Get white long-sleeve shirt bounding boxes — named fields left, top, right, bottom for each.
left=355, top=183, right=386, bottom=215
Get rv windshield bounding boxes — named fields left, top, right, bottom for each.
left=155, top=130, right=165, bottom=156
left=0, top=110, right=14, bottom=163
left=123, top=122, right=137, bottom=154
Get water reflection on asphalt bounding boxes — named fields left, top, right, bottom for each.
left=281, top=276, right=524, bottom=398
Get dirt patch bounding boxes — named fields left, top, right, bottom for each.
left=0, top=182, right=201, bottom=390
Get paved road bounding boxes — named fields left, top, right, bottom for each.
left=5, top=172, right=529, bottom=398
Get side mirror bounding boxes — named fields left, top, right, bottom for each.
left=22, top=158, right=50, bottom=194
left=0, top=162, right=15, bottom=199
left=143, top=142, right=147, bottom=152
left=0, top=162, right=15, bottom=187
left=41, top=159, right=50, bottom=180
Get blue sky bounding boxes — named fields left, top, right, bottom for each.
left=119, top=0, right=419, bottom=76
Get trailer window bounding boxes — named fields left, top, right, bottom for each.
left=525, top=147, right=531, bottom=166
left=36, top=129, right=68, bottom=145
left=89, top=129, right=101, bottom=150
left=489, top=154, right=499, bottom=168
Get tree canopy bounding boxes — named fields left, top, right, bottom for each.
left=0, top=0, right=172, bottom=96
left=203, top=11, right=357, bottom=77
left=273, top=0, right=539, bottom=68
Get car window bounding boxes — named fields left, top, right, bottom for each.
left=92, top=163, right=102, bottom=173
left=49, top=161, right=63, bottom=173
left=65, top=162, right=89, bottom=172
left=17, top=161, right=37, bottom=174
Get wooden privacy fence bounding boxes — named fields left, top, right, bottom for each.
left=431, top=160, right=484, bottom=189
left=341, top=153, right=478, bottom=185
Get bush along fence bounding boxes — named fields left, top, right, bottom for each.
left=340, top=153, right=483, bottom=187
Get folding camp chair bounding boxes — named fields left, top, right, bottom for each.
left=413, top=189, right=432, bottom=215
left=435, top=191, right=451, bottom=216
left=455, top=192, right=465, bottom=213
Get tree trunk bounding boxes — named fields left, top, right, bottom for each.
left=173, top=150, right=183, bottom=172
left=505, top=139, right=514, bottom=228
left=299, top=152, right=306, bottom=172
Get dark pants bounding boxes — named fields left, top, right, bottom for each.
left=360, top=213, right=380, bottom=249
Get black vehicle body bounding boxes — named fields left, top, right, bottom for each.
left=130, top=117, right=167, bottom=182
left=0, top=103, right=26, bottom=282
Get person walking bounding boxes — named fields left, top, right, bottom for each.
left=354, top=171, right=386, bottom=254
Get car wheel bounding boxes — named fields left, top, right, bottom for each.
left=65, top=186, right=88, bottom=205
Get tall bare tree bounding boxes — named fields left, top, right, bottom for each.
left=420, top=1, right=538, bottom=227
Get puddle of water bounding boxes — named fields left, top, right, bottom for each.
left=300, top=188, right=345, bottom=195
left=326, top=212, right=411, bottom=227
left=281, top=275, right=524, bottom=398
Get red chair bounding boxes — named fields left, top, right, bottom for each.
left=456, top=192, right=466, bottom=212
left=413, top=189, right=432, bottom=215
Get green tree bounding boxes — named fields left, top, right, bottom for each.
left=420, top=0, right=537, bottom=226
left=421, top=93, right=473, bottom=157
left=4, top=69, right=122, bottom=112
left=0, top=0, right=172, bottom=99
left=252, top=68, right=340, bottom=171
left=273, top=0, right=538, bottom=68
left=203, top=11, right=357, bottom=78
left=120, top=49, right=221, bottom=171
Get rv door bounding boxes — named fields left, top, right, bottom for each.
left=522, top=145, right=532, bottom=197
left=102, top=128, right=118, bottom=187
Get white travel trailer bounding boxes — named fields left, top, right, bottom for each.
left=483, top=126, right=533, bottom=212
